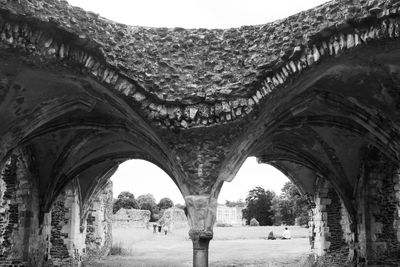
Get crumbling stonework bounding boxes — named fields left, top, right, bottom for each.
left=0, top=149, right=48, bottom=267
left=113, top=208, right=151, bottom=228
left=48, top=180, right=86, bottom=267
left=84, top=181, right=113, bottom=260
left=311, top=180, right=354, bottom=266
left=160, top=207, right=188, bottom=232
left=358, top=150, right=400, bottom=266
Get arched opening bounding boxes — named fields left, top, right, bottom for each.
left=210, top=157, right=311, bottom=266
left=85, top=159, right=191, bottom=267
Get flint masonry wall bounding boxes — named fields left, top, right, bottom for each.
left=0, top=148, right=114, bottom=267
left=47, top=180, right=86, bottom=267
left=84, top=181, right=113, bottom=260
left=0, top=149, right=46, bottom=267
left=359, top=152, right=400, bottom=266
left=312, top=180, right=354, bottom=266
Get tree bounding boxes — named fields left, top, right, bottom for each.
left=242, top=186, right=276, bottom=226
left=137, top=194, right=158, bottom=221
left=137, top=194, right=157, bottom=210
left=112, top=191, right=139, bottom=214
left=158, top=197, right=174, bottom=209
left=277, top=182, right=310, bottom=225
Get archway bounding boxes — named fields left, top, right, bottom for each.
left=211, top=157, right=313, bottom=266
left=84, top=159, right=190, bottom=266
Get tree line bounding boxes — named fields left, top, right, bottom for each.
left=241, top=181, right=310, bottom=226
left=112, top=181, right=309, bottom=226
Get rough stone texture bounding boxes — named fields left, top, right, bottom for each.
left=0, top=0, right=399, bottom=129
left=113, top=208, right=151, bottom=228
left=185, top=195, right=217, bottom=242
left=48, top=180, right=86, bottom=267
left=84, top=181, right=113, bottom=261
left=360, top=149, right=400, bottom=266
left=0, top=148, right=48, bottom=267
left=395, top=171, right=400, bottom=245
left=311, top=179, right=354, bottom=266
left=159, top=207, right=188, bottom=232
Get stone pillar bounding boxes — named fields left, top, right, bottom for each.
left=84, top=181, right=113, bottom=260
left=185, top=195, right=217, bottom=267
left=48, top=180, right=86, bottom=266
left=358, top=156, right=400, bottom=265
left=0, top=149, right=46, bottom=266
left=312, top=183, right=330, bottom=256
left=394, top=171, right=400, bottom=245
left=311, top=179, right=355, bottom=265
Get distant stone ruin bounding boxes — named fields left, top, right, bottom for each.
left=159, top=207, right=188, bottom=232
left=113, top=208, right=151, bottom=228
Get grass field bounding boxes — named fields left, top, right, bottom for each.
left=89, top=225, right=311, bottom=267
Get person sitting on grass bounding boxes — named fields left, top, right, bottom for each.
left=282, top=227, right=291, bottom=240
left=267, top=231, right=276, bottom=240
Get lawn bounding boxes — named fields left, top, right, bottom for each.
left=89, top=225, right=311, bottom=267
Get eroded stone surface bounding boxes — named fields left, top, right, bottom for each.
left=85, top=181, right=113, bottom=261
left=113, top=208, right=151, bottom=228
left=0, top=0, right=399, bottom=129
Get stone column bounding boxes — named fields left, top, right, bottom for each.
left=359, top=160, right=400, bottom=265
left=0, top=149, right=46, bottom=266
left=312, top=183, right=331, bottom=256
left=84, top=181, right=113, bottom=260
left=185, top=195, right=217, bottom=267
left=48, top=180, right=86, bottom=266
left=311, top=179, right=355, bottom=266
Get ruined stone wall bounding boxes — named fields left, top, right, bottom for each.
left=159, top=207, right=188, bottom=232
left=84, top=181, right=113, bottom=260
left=326, top=187, right=347, bottom=251
left=361, top=159, right=400, bottom=265
left=113, top=208, right=151, bottom=228
left=0, top=149, right=116, bottom=267
left=395, top=171, right=400, bottom=248
left=0, top=149, right=48, bottom=267
left=312, top=180, right=354, bottom=266
left=47, top=181, right=86, bottom=267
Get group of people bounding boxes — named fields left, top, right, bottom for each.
left=267, top=227, right=291, bottom=240
left=152, top=223, right=168, bottom=235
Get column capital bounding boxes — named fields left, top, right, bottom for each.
left=184, top=195, right=217, bottom=238
left=189, top=229, right=213, bottom=242
left=184, top=194, right=217, bottom=267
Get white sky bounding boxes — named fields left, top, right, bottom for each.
left=111, top=158, right=289, bottom=205
left=67, top=0, right=328, bottom=203
left=67, top=0, right=328, bottom=29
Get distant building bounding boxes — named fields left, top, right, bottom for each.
left=216, top=205, right=244, bottom=225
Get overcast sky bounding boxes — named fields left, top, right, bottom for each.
left=66, top=0, right=327, bottom=204
left=67, top=0, right=328, bottom=29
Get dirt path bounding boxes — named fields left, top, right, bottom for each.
left=90, top=238, right=311, bottom=267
